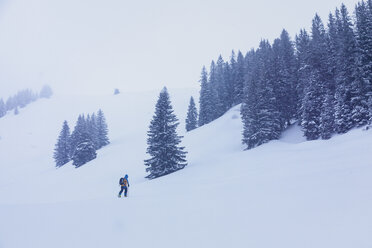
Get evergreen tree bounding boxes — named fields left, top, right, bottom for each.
left=241, top=50, right=260, bottom=149
left=87, top=113, right=99, bottom=149
left=326, top=12, right=339, bottom=96
left=70, top=115, right=88, bottom=157
left=355, top=1, right=372, bottom=124
left=295, top=29, right=311, bottom=122
left=229, top=50, right=238, bottom=106
left=186, top=96, right=198, bottom=132
left=320, top=89, right=335, bottom=139
left=198, top=61, right=219, bottom=124
left=301, top=73, right=322, bottom=140
left=54, top=121, right=71, bottom=167
left=70, top=115, right=97, bottom=167
left=198, top=66, right=210, bottom=127
left=241, top=41, right=281, bottom=149
left=255, top=40, right=282, bottom=143
left=201, top=0, right=372, bottom=147
left=72, top=139, right=97, bottom=168
left=207, top=60, right=220, bottom=121
left=301, top=14, right=328, bottom=140
left=233, top=51, right=245, bottom=105
left=316, top=12, right=339, bottom=139
left=96, top=109, right=110, bottom=149
left=0, top=98, right=6, bottom=118
left=14, top=107, right=19, bottom=115
left=274, top=29, right=298, bottom=128
left=224, top=60, right=235, bottom=109
left=144, top=87, right=187, bottom=179
left=40, top=85, right=53, bottom=98
left=3, top=89, right=38, bottom=112
left=17, top=89, right=38, bottom=107
left=6, top=96, right=15, bottom=111
left=215, top=55, right=229, bottom=115
left=334, top=5, right=369, bottom=132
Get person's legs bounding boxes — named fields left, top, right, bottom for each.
left=118, top=186, right=124, bottom=197
left=124, top=186, right=128, bottom=197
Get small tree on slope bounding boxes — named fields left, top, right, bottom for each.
left=39, top=85, right=53, bottom=99
left=185, top=96, right=198, bottom=132
left=96, top=109, right=110, bottom=149
left=54, top=120, right=71, bottom=167
left=144, top=87, right=187, bottom=179
left=0, top=98, right=6, bottom=118
left=14, top=107, right=19, bottom=115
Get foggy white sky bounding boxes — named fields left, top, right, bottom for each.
left=0, top=0, right=359, bottom=98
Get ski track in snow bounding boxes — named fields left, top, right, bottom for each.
left=0, top=89, right=371, bottom=248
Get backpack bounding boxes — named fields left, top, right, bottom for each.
left=119, top=177, right=124, bottom=185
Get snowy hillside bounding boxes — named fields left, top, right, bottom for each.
left=0, top=90, right=371, bottom=248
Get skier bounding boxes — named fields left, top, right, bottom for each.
left=118, top=174, right=130, bottom=198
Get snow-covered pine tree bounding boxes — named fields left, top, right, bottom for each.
left=69, top=115, right=87, bottom=157
left=355, top=1, right=372, bottom=125
left=350, top=66, right=370, bottom=128
left=255, top=40, right=282, bottom=144
left=241, top=41, right=281, bottom=149
left=301, top=14, right=328, bottom=140
left=39, top=85, right=53, bottom=99
left=317, top=12, right=339, bottom=139
left=326, top=12, right=339, bottom=96
left=332, top=5, right=369, bottom=133
left=3, top=89, right=38, bottom=112
left=198, top=66, right=210, bottom=127
left=198, top=62, right=219, bottom=125
left=301, top=73, right=322, bottom=140
left=0, top=98, right=6, bottom=118
left=224, top=60, right=235, bottom=109
left=5, top=96, right=15, bottom=111
left=295, top=29, right=311, bottom=123
left=323, top=12, right=339, bottom=134
left=215, top=55, right=229, bottom=116
left=144, top=87, right=187, bottom=179
left=208, top=60, right=220, bottom=121
left=70, top=115, right=97, bottom=167
left=241, top=49, right=261, bottom=149
left=96, top=109, right=110, bottom=149
left=14, top=93, right=22, bottom=108
left=273, top=29, right=298, bottom=128
left=320, top=89, right=335, bottom=139
left=229, top=50, right=238, bottom=106
left=17, top=89, right=36, bottom=108
left=14, top=107, right=19, bottom=115
left=186, top=96, right=198, bottom=132
left=233, top=51, right=245, bottom=105
left=87, top=113, right=99, bottom=149
left=54, top=121, right=71, bottom=167
left=72, top=138, right=97, bottom=168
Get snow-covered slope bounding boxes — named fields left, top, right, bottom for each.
left=0, top=90, right=371, bottom=248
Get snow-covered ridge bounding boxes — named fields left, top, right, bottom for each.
left=0, top=90, right=371, bottom=248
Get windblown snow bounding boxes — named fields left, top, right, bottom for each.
left=0, top=89, right=371, bottom=248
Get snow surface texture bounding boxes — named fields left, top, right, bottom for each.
left=0, top=89, right=371, bottom=248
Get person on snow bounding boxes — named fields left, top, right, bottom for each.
left=118, top=174, right=130, bottom=197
